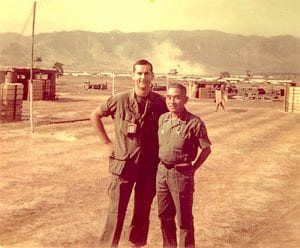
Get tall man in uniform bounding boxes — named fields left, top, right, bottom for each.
left=90, top=59, right=167, bottom=247
left=156, top=83, right=211, bottom=247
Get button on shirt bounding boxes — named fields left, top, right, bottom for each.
left=158, top=110, right=211, bottom=164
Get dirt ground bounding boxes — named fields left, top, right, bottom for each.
left=1, top=77, right=300, bottom=248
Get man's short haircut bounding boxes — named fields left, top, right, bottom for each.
left=168, top=82, right=187, bottom=96
left=133, top=59, right=153, bottom=72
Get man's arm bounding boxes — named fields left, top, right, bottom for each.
left=90, top=107, right=113, bottom=151
left=192, top=146, right=211, bottom=171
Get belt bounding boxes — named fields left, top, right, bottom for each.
left=161, top=161, right=191, bottom=169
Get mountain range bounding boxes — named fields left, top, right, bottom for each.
left=1, top=30, right=300, bottom=75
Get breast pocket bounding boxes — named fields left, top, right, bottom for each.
left=158, top=127, right=170, bottom=146
left=172, top=131, right=191, bottom=150
left=119, top=119, right=134, bottom=134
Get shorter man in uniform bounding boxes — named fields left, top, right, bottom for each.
left=156, top=83, right=211, bottom=247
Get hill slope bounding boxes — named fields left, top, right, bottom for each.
left=1, top=30, right=300, bottom=74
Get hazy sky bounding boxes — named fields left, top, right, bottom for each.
left=0, top=0, right=300, bottom=37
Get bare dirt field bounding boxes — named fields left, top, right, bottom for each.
left=1, top=76, right=300, bottom=248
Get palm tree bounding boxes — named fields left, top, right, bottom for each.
left=219, top=71, right=230, bottom=78
left=52, top=62, right=64, bottom=78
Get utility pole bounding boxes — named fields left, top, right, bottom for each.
left=29, top=1, right=36, bottom=132
left=112, top=73, right=116, bottom=96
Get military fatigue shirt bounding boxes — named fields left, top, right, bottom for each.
left=100, top=89, right=167, bottom=176
left=158, top=109, right=211, bottom=164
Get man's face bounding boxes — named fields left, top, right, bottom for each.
left=132, top=64, right=154, bottom=91
left=166, top=87, right=188, bottom=114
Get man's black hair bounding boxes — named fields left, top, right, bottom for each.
left=168, top=82, right=187, bottom=96
left=133, top=59, right=153, bottom=72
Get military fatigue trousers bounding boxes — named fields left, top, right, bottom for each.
left=156, top=163, right=195, bottom=248
left=99, top=169, right=156, bottom=247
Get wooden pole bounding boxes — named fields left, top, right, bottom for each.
left=29, top=1, right=36, bottom=132
left=284, top=82, right=288, bottom=112
left=112, top=73, right=115, bottom=96
left=166, top=75, right=169, bottom=91
left=291, top=85, right=295, bottom=112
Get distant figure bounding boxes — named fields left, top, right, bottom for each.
left=214, top=84, right=227, bottom=111
left=84, top=81, right=91, bottom=89
left=90, top=59, right=167, bottom=247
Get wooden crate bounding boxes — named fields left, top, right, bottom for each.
left=28, top=79, right=44, bottom=100
left=0, top=83, right=23, bottom=121
left=287, top=86, right=300, bottom=113
left=199, top=88, right=214, bottom=99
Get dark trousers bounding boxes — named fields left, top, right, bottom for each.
left=156, top=163, right=195, bottom=248
left=99, top=171, right=156, bottom=247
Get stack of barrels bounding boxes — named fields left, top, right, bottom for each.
left=199, top=85, right=214, bottom=99
left=186, top=82, right=215, bottom=99
left=31, top=79, right=44, bottom=100
left=29, top=78, right=56, bottom=100
left=191, top=83, right=199, bottom=98
left=0, top=83, right=23, bottom=121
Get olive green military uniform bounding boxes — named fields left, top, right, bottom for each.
left=156, top=109, right=211, bottom=248
left=99, top=89, right=167, bottom=247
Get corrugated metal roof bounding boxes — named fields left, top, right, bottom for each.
left=0, top=66, right=57, bottom=73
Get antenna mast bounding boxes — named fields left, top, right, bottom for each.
left=29, top=1, right=36, bottom=132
